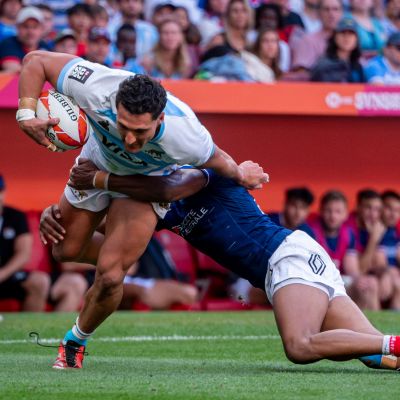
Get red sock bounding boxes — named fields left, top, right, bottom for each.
left=389, top=336, right=400, bottom=357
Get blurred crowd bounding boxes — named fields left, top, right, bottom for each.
left=1, top=0, right=400, bottom=84
left=1, top=172, right=399, bottom=312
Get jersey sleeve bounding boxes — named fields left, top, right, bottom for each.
left=56, top=58, right=131, bottom=110
left=158, top=116, right=215, bottom=167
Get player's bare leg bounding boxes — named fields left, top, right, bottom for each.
left=77, top=198, right=158, bottom=332
left=321, top=295, right=400, bottom=369
left=273, top=284, right=385, bottom=364
left=52, top=195, right=107, bottom=265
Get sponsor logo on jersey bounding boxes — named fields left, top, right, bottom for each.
left=98, top=120, right=110, bottom=131
left=68, top=65, right=94, bottom=84
left=173, top=207, right=209, bottom=237
left=145, top=149, right=164, bottom=160
left=70, top=187, right=89, bottom=201
left=308, top=254, right=326, bottom=276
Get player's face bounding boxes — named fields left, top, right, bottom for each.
left=358, top=198, right=383, bottom=225
left=382, top=198, right=400, bottom=227
left=285, top=200, right=310, bottom=228
left=321, top=200, right=348, bottom=231
left=117, top=104, right=164, bottom=153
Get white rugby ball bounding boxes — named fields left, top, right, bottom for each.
left=36, top=89, right=90, bottom=151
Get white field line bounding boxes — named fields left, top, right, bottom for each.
left=0, top=334, right=280, bottom=345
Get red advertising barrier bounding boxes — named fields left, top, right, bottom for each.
left=1, top=74, right=399, bottom=211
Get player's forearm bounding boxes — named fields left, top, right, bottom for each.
left=19, top=51, right=48, bottom=101
left=108, top=169, right=207, bottom=202
left=200, top=146, right=243, bottom=184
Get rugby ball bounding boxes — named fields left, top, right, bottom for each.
left=36, top=89, right=90, bottom=151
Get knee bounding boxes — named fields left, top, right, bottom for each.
left=181, top=285, right=198, bottom=304
left=283, top=336, right=313, bottom=364
left=25, top=271, right=51, bottom=295
left=96, top=261, right=125, bottom=294
left=52, top=242, right=83, bottom=263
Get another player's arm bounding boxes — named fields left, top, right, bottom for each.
left=0, top=233, right=32, bottom=283
left=17, top=51, right=78, bottom=148
left=200, top=146, right=269, bottom=190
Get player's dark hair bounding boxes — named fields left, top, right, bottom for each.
left=116, top=75, right=167, bottom=120
left=67, top=4, right=93, bottom=18
left=117, top=23, right=136, bottom=40
left=357, top=189, right=380, bottom=205
left=381, top=190, right=400, bottom=202
left=285, top=187, right=314, bottom=206
left=320, top=190, right=347, bottom=208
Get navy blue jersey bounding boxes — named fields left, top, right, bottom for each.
left=157, top=172, right=291, bottom=290
left=269, top=212, right=315, bottom=238
left=379, top=227, right=400, bottom=267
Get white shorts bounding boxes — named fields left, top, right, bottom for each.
left=64, top=140, right=170, bottom=218
left=123, top=276, right=156, bottom=289
left=265, top=230, right=348, bottom=304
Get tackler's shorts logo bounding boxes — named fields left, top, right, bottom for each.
left=68, top=65, right=94, bottom=84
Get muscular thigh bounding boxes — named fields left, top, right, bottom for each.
left=97, top=198, right=158, bottom=276
left=321, top=296, right=382, bottom=335
left=53, top=194, right=107, bottom=261
left=273, top=284, right=329, bottom=341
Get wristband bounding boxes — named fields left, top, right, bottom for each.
left=16, top=109, right=36, bottom=122
left=200, top=169, right=210, bottom=187
left=18, top=97, right=38, bottom=110
left=93, top=171, right=110, bottom=190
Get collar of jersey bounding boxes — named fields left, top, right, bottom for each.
left=150, top=122, right=165, bottom=143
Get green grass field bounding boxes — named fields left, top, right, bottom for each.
left=0, top=310, right=399, bottom=400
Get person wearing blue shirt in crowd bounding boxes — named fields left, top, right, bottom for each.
left=0, top=0, right=22, bottom=41
left=364, top=32, right=400, bottom=85
left=0, top=6, right=48, bottom=73
left=269, top=186, right=315, bottom=237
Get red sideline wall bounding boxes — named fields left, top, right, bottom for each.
left=2, top=109, right=399, bottom=212
left=1, top=77, right=399, bottom=212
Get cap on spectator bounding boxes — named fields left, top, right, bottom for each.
left=0, top=175, right=5, bottom=191
left=16, top=6, right=44, bottom=25
left=387, top=32, right=400, bottom=46
left=335, top=18, right=357, bottom=33
left=88, top=27, right=111, bottom=43
left=54, top=28, right=76, bottom=44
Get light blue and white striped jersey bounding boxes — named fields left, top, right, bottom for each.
left=56, top=58, right=215, bottom=176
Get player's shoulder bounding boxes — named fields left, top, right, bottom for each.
left=165, top=92, right=196, bottom=119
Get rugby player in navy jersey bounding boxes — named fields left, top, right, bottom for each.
left=40, top=160, right=400, bottom=371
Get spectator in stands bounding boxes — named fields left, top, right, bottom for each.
left=111, top=0, right=158, bottom=59
left=310, top=18, right=366, bottom=83
left=52, top=28, right=78, bottom=55
left=379, top=190, right=400, bottom=309
left=290, top=0, right=343, bottom=74
left=206, top=0, right=254, bottom=52
left=311, top=190, right=380, bottom=310
left=346, top=0, right=386, bottom=57
left=252, top=28, right=282, bottom=80
left=175, top=5, right=202, bottom=46
left=382, top=0, right=400, bottom=36
left=0, top=174, right=50, bottom=311
left=120, top=237, right=198, bottom=310
left=269, top=187, right=315, bottom=236
left=141, top=18, right=193, bottom=79
left=151, top=2, right=176, bottom=27
left=364, top=32, right=400, bottom=85
left=253, top=4, right=291, bottom=71
left=197, top=0, right=229, bottom=47
left=84, top=27, right=112, bottom=66
left=27, top=0, right=78, bottom=31
left=67, top=3, right=93, bottom=57
left=92, top=4, right=109, bottom=29
left=299, top=0, right=323, bottom=33
left=112, top=23, right=145, bottom=72
left=50, top=262, right=91, bottom=312
left=35, top=4, right=55, bottom=44
left=0, top=0, right=22, bottom=41
left=0, top=6, right=48, bottom=73
left=269, top=0, right=305, bottom=30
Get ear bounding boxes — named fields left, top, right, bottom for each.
left=159, top=112, right=165, bottom=122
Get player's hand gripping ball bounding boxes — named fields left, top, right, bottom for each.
left=36, top=89, right=90, bottom=151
